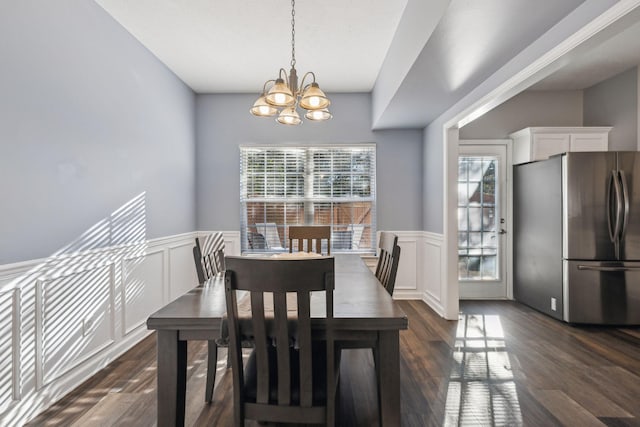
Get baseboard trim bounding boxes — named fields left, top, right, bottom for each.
left=423, top=290, right=445, bottom=318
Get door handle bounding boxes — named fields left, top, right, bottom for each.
left=619, top=170, right=629, bottom=241
left=607, top=170, right=622, bottom=244
left=577, top=265, right=640, bottom=272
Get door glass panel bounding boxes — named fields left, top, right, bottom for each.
left=458, top=156, right=500, bottom=281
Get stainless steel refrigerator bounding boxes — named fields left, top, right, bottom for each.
left=514, top=152, right=640, bottom=324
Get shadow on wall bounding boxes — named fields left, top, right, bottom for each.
left=0, top=192, right=148, bottom=423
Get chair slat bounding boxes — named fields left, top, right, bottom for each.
left=251, top=292, right=270, bottom=404
left=375, top=232, right=401, bottom=296
left=324, top=272, right=335, bottom=427
left=288, top=226, right=331, bottom=255
left=274, top=292, right=291, bottom=405
left=297, top=291, right=312, bottom=407
left=224, top=274, right=244, bottom=422
left=192, top=244, right=206, bottom=284
left=386, top=245, right=401, bottom=295
left=193, top=233, right=226, bottom=284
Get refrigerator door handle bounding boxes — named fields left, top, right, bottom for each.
left=607, top=170, right=622, bottom=244
left=619, top=170, right=630, bottom=241
left=577, top=264, right=640, bottom=272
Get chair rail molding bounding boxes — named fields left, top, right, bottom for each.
left=0, top=231, right=204, bottom=427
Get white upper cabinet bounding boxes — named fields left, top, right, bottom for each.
left=510, top=127, right=612, bottom=165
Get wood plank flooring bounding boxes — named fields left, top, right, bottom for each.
left=26, top=300, right=640, bottom=426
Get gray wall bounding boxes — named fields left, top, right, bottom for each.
left=460, top=90, right=583, bottom=139
left=422, top=125, right=444, bottom=233
left=584, top=66, right=638, bottom=150
left=0, top=0, right=196, bottom=264
left=195, top=93, right=423, bottom=231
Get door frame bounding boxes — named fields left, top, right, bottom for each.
left=458, top=139, right=513, bottom=300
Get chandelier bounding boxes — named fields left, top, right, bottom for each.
left=250, top=0, right=332, bottom=125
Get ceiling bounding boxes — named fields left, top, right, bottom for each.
left=94, top=0, right=638, bottom=129
left=95, top=0, right=408, bottom=93
left=372, top=0, right=588, bottom=128
left=530, top=18, right=640, bottom=90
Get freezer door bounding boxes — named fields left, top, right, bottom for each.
left=564, top=260, right=640, bottom=324
left=564, top=152, right=617, bottom=260
left=616, top=152, right=640, bottom=260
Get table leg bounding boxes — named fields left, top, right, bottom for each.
left=157, top=330, right=187, bottom=427
left=378, top=330, right=400, bottom=427
left=205, top=340, right=218, bottom=403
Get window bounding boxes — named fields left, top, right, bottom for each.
left=458, top=156, right=499, bottom=280
left=240, top=145, right=376, bottom=253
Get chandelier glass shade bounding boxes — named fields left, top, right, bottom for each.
left=249, top=95, right=278, bottom=117
left=277, top=107, right=302, bottom=125
left=250, top=0, right=332, bottom=125
left=265, top=78, right=295, bottom=107
left=299, top=83, right=330, bottom=110
left=305, top=108, right=332, bottom=121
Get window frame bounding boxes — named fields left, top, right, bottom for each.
left=240, top=144, right=377, bottom=254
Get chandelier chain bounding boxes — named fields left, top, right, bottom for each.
left=290, top=0, right=296, bottom=68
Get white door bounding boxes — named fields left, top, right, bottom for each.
left=458, top=144, right=508, bottom=299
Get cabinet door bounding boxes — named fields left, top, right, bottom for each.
left=570, top=133, right=608, bottom=152
left=532, top=134, right=570, bottom=160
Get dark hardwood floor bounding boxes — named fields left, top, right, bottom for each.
left=26, top=300, right=640, bottom=426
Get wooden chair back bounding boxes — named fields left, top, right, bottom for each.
left=332, top=230, right=353, bottom=250
left=247, top=231, right=267, bottom=250
left=224, top=256, right=336, bottom=426
left=288, top=226, right=331, bottom=255
left=192, top=232, right=225, bottom=284
left=255, top=222, right=284, bottom=249
left=375, top=232, right=401, bottom=295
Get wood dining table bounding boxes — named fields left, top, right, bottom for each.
left=146, top=254, right=408, bottom=426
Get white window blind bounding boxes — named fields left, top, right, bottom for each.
left=240, top=145, right=376, bottom=253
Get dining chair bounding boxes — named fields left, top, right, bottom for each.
left=336, top=232, right=400, bottom=421
left=224, top=256, right=339, bottom=426
left=288, top=225, right=331, bottom=255
left=349, top=224, right=365, bottom=249
left=247, top=231, right=267, bottom=250
left=375, top=231, right=401, bottom=296
left=192, top=232, right=228, bottom=403
left=193, top=232, right=225, bottom=284
left=255, top=222, right=284, bottom=249
left=331, top=230, right=353, bottom=250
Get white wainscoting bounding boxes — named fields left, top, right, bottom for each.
left=0, top=231, right=208, bottom=427
left=36, top=263, right=115, bottom=389
left=391, top=231, right=424, bottom=300
left=216, top=230, right=241, bottom=256
left=374, top=231, right=446, bottom=317
left=121, top=250, right=165, bottom=336
left=422, top=232, right=446, bottom=317
left=0, top=289, right=15, bottom=415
